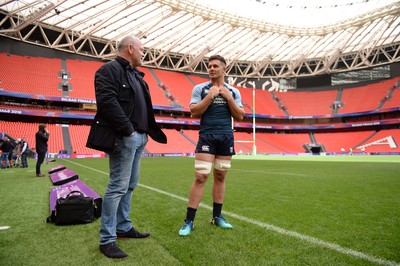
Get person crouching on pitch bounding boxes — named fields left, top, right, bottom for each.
left=178, top=55, right=245, bottom=236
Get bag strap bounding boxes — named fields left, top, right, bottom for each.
left=66, top=190, right=84, bottom=199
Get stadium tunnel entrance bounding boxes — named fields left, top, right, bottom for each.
left=303, top=143, right=326, bottom=154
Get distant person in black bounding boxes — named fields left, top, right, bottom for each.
left=35, top=124, right=49, bottom=177
left=0, top=137, right=13, bottom=169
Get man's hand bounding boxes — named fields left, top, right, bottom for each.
left=209, top=85, right=220, bottom=98
left=218, top=86, right=233, bottom=101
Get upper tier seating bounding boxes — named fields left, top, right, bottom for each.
left=236, top=86, right=285, bottom=116
left=0, top=53, right=62, bottom=96
left=66, top=59, right=103, bottom=99
left=1, top=54, right=399, bottom=155
left=152, top=69, right=194, bottom=107
left=139, top=67, right=172, bottom=107
left=187, top=74, right=208, bottom=85
left=380, top=79, right=400, bottom=109
left=275, top=89, right=338, bottom=116
left=338, top=79, right=397, bottom=114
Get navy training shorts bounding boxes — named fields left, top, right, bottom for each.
left=195, top=134, right=235, bottom=156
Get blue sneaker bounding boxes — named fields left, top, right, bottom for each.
left=211, top=216, right=233, bottom=229
left=178, top=219, right=194, bottom=236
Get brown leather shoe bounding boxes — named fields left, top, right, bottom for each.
left=36, top=173, right=45, bottom=177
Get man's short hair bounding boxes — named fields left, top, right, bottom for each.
left=209, top=55, right=226, bottom=66
left=117, top=35, right=136, bottom=51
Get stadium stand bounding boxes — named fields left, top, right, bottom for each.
left=66, top=59, right=103, bottom=99
left=138, top=67, right=173, bottom=107
left=0, top=53, right=399, bottom=156
left=255, top=133, right=311, bottom=153
left=354, top=128, right=400, bottom=153
left=379, top=79, right=400, bottom=109
left=314, top=131, right=375, bottom=153
left=187, top=74, right=208, bottom=85
left=0, top=53, right=61, bottom=96
left=254, top=134, right=288, bottom=154
left=68, top=124, right=103, bottom=154
left=275, top=89, right=338, bottom=116
left=338, top=79, right=398, bottom=114
left=234, top=132, right=254, bottom=153
left=237, top=86, right=286, bottom=116
left=180, top=129, right=199, bottom=145
left=145, top=128, right=196, bottom=154
left=1, top=121, right=63, bottom=154
left=152, top=69, right=193, bottom=107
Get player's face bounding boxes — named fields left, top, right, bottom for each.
left=208, top=60, right=225, bottom=79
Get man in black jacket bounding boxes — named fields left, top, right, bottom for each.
left=0, top=137, right=13, bottom=169
left=35, top=124, right=49, bottom=177
left=87, top=35, right=167, bottom=259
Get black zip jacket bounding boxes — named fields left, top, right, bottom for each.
left=89, top=56, right=167, bottom=144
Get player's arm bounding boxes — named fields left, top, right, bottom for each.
left=227, top=99, right=244, bottom=121
left=189, top=85, right=218, bottom=118
left=190, top=95, right=213, bottom=117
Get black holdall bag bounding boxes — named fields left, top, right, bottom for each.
left=53, top=191, right=96, bottom=226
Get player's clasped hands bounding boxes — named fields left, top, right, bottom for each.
left=209, top=85, right=220, bottom=97
left=218, top=86, right=232, bottom=100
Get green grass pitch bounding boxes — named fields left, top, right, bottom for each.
left=0, top=155, right=399, bottom=265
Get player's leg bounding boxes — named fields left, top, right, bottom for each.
left=211, top=133, right=235, bottom=229
left=179, top=133, right=217, bottom=236
left=179, top=152, right=214, bottom=236
left=212, top=155, right=231, bottom=204
left=188, top=152, right=215, bottom=208
left=210, top=155, right=233, bottom=228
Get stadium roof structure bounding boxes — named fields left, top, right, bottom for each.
left=0, top=0, right=399, bottom=78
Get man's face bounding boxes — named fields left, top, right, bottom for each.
left=208, top=59, right=225, bottom=79
left=129, top=41, right=144, bottom=67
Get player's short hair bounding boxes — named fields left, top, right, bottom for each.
left=209, top=55, right=226, bottom=66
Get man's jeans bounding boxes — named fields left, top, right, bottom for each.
left=100, top=132, right=148, bottom=245
left=0, top=152, right=9, bottom=168
left=21, top=153, right=28, bottom=167
left=36, top=152, right=46, bottom=174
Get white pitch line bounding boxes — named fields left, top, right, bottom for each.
left=230, top=168, right=308, bottom=176
left=0, top=226, right=11, bottom=230
left=61, top=159, right=399, bottom=266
